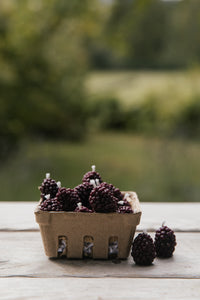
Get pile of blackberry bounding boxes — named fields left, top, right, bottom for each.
left=131, top=224, right=177, bottom=265
left=39, top=166, right=134, bottom=213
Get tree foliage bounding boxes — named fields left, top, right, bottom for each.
left=92, top=0, right=200, bottom=69
left=0, top=0, right=91, bottom=159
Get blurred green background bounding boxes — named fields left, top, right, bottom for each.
left=0, top=0, right=200, bottom=202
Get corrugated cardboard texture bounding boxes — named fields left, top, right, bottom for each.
left=35, top=191, right=142, bottom=259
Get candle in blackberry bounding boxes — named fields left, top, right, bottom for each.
left=89, top=182, right=118, bottom=213
left=74, top=182, right=93, bottom=208
left=131, top=232, right=156, bottom=265
left=100, top=182, right=123, bottom=201
left=154, top=223, right=177, bottom=258
left=39, top=173, right=59, bottom=200
left=56, top=188, right=80, bottom=211
left=75, top=202, right=93, bottom=213
left=82, top=165, right=103, bottom=184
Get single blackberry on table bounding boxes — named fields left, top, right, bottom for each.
left=131, top=232, right=156, bottom=265
left=82, top=165, right=103, bottom=184
left=39, top=173, right=59, bottom=199
left=75, top=202, right=93, bottom=213
left=117, top=205, right=133, bottom=214
left=74, top=182, right=93, bottom=208
left=56, top=188, right=80, bottom=211
left=40, top=197, right=63, bottom=211
left=89, top=182, right=117, bottom=213
left=154, top=224, right=177, bottom=258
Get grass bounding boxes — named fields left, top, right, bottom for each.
left=1, top=132, right=200, bottom=202
left=1, top=70, right=200, bottom=202
left=86, top=70, right=200, bottom=112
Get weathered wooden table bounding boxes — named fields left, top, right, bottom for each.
left=0, top=202, right=199, bottom=299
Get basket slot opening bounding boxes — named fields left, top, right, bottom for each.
left=58, top=236, right=68, bottom=257
left=83, top=236, right=94, bottom=258
left=108, top=236, right=118, bottom=259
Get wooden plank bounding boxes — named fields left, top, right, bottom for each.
left=0, top=278, right=199, bottom=300
left=139, top=202, right=200, bottom=232
left=0, top=232, right=199, bottom=279
left=0, top=202, right=200, bottom=232
left=0, top=202, right=37, bottom=231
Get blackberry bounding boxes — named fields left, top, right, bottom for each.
left=75, top=202, right=93, bottom=213
left=74, top=182, right=93, bottom=208
left=39, top=173, right=58, bottom=199
left=117, top=197, right=132, bottom=213
left=113, top=187, right=123, bottom=201
left=131, top=233, right=156, bottom=265
left=89, top=183, right=117, bottom=213
left=56, top=188, right=80, bottom=211
left=82, top=165, right=103, bottom=184
left=155, top=224, right=177, bottom=258
left=40, top=197, right=63, bottom=211
left=117, top=205, right=133, bottom=214
left=101, top=182, right=123, bottom=201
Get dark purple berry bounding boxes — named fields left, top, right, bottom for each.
left=74, top=182, right=93, bottom=208
left=117, top=205, right=133, bottom=214
left=40, top=197, right=63, bottom=211
left=89, top=183, right=117, bottom=213
left=100, top=182, right=123, bottom=202
left=82, top=165, right=103, bottom=184
left=56, top=188, right=80, bottom=211
left=39, top=174, right=58, bottom=199
left=131, top=233, right=156, bottom=265
left=155, top=225, right=176, bottom=258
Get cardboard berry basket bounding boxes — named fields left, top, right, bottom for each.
left=35, top=191, right=142, bottom=259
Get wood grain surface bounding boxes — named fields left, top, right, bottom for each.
left=0, top=202, right=199, bottom=300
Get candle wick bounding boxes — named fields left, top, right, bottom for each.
left=57, top=181, right=61, bottom=188
left=91, top=165, right=96, bottom=172
left=77, top=202, right=82, bottom=210
left=90, top=179, right=96, bottom=188
left=118, top=200, right=124, bottom=205
left=95, top=179, right=100, bottom=186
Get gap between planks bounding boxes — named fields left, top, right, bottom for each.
left=0, top=278, right=199, bottom=300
